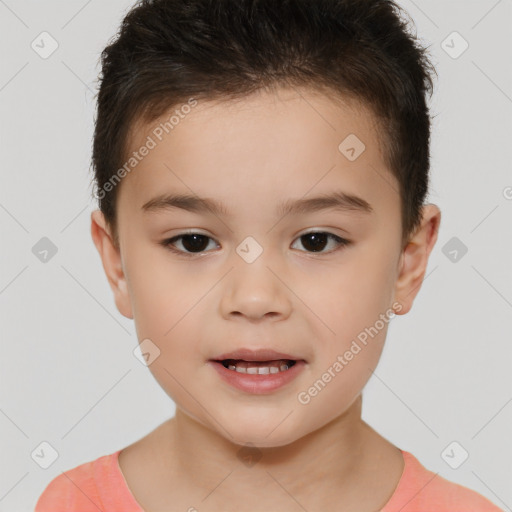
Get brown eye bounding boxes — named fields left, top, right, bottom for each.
left=162, top=233, right=218, bottom=255
left=292, top=232, right=350, bottom=254
left=161, top=230, right=351, bottom=257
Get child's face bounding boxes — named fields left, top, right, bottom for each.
left=92, top=86, right=436, bottom=447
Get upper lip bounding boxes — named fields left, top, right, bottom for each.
left=211, top=348, right=304, bottom=362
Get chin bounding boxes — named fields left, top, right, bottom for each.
left=227, top=422, right=307, bottom=449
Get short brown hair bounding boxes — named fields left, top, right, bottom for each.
left=90, top=0, right=437, bottom=249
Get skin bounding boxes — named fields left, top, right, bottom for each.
left=91, top=86, right=441, bottom=512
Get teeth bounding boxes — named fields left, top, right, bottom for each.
left=224, top=360, right=293, bottom=374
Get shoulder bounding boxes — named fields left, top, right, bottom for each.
left=382, top=450, right=504, bottom=512
left=34, top=451, right=122, bottom=512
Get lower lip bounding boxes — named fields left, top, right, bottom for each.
left=208, top=360, right=306, bottom=394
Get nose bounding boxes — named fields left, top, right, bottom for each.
left=219, top=255, right=293, bottom=322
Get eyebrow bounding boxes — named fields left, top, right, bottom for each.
left=141, top=190, right=373, bottom=218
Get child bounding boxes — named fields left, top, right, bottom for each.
left=35, top=0, right=503, bottom=510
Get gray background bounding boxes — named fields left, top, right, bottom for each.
left=1, top=0, right=511, bottom=510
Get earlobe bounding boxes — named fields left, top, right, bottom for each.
left=393, top=204, right=441, bottom=315
left=90, top=209, right=134, bottom=319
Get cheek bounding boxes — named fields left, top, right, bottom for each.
left=125, top=254, right=210, bottom=404
left=316, top=251, right=396, bottom=338
left=303, top=247, right=398, bottom=392
left=124, top=246, right=210, bottom=351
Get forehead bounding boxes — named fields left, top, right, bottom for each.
left=118, top=86, right=398, bottom=223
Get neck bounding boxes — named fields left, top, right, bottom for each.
left=158, top=394, right=395, bottom=510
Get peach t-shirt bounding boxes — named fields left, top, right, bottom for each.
left=35, top=449, right=503, bottom=511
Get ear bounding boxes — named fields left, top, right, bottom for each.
left=393, top=204, right=441, bottom=315
left=90, top=209, right=133, bottom=319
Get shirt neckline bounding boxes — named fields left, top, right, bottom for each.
left=113, top=449, right=146, bottom=511
left=112, top=447, right=411, bottom=511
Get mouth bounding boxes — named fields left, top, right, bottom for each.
left=208, top=348, right=306, bottom=393
left=218, top=359, right=297, bottom=374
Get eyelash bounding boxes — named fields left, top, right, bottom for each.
left=160, top=231, right=352, bottom=257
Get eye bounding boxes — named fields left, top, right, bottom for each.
left=161, top=230, right=351, bottom=257
left=291, top=231, right=351, bottom=254
left=161, top=232, right=218, bottom=256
